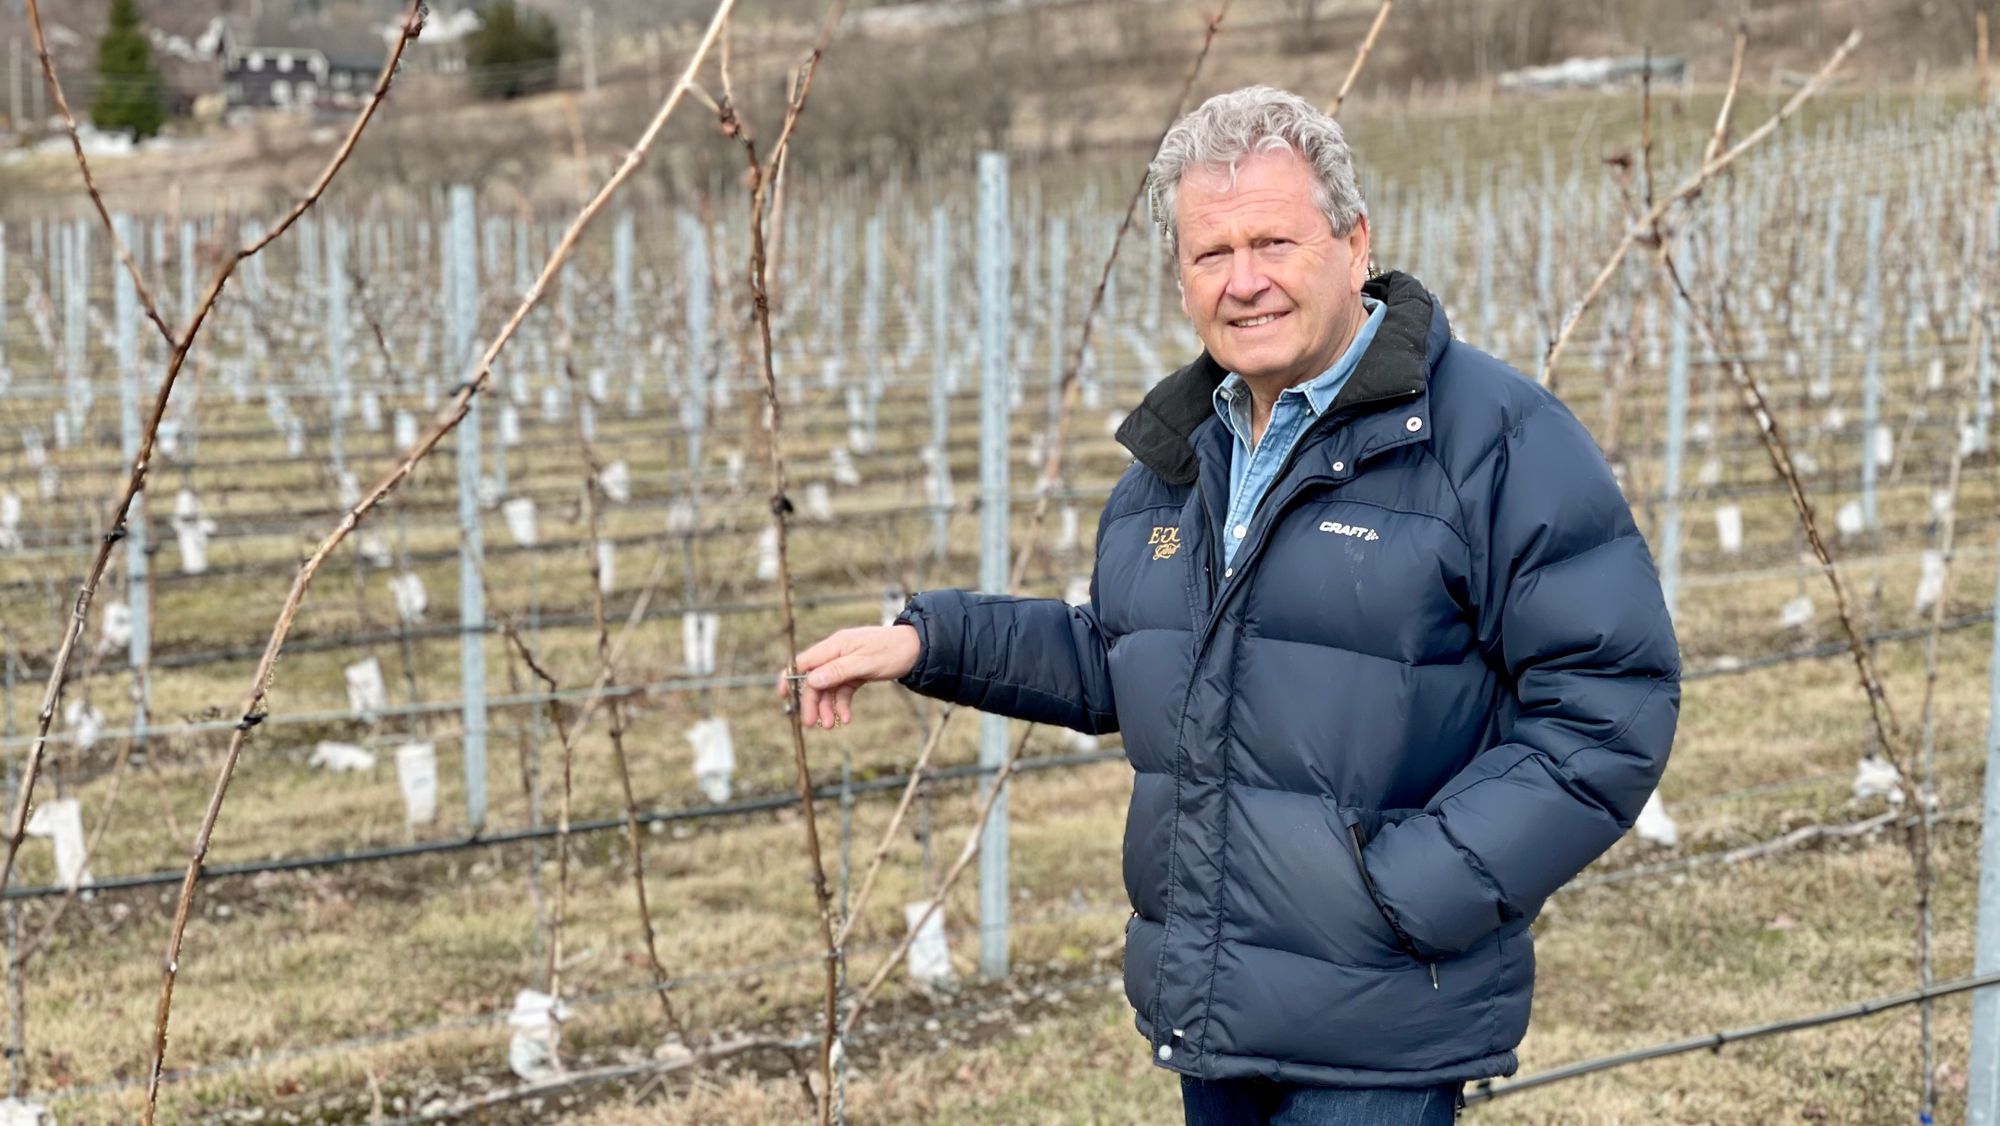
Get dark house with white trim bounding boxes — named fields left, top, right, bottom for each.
left=212, top=21, right=387, bottom=113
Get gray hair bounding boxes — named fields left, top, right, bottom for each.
left=1146, top=85, right=1367, bottom=260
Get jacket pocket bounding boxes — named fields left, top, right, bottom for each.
left=1227, top=788, right=1410, bottom=968
left=1339, top=807, right=1432, bottom=968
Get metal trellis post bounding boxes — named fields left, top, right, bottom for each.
left=1861, top=196, right=1884, bottom=532
left=4, top=638, right=20, bottom=1100
left=1659, top=289, right=1689, bottom=621
left=976, top=152, right=1011, bottom=981
left=1047, top=217, right=1068, bottom=438
left=450, top=185, right=489, bottom=834
left=178, top=221, right=195, bottom=325
left=327, top=217, right=351, bottom=488
left=0, top=219, right=8, bottom=369
left=113, top=215, right=149, bottom=709
left=613, top=209, right=634, bottom=340
left=1968, top=539, right=2000, bottom=1124
left=930, top=205, right=951, bottom=566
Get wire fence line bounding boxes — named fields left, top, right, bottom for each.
left=147, top=553, right=1993, bottom=669
left=6, top=534, right=1989, bottom=796
left=29, top=899, right=1132, bottom=1106
left=1, top=322, right=1976, bottom=479
left=1680, top=611, right=1993, bottom=681
left=0, top=326, right=1971, bottom=450
left=8, top=600, right=1989, bottom=759
left=394, top=966, right=2000, bottom=1121
left=1, top=747, right=1128, bottom=900
left=15, top=583, right=904, bottom=679
left=10, top=704, right=1978, bottom=933
left=42, top=793, right=1992, bottom=1115
left=45, top=959, right=2000, bottom=1119
left=2, top=601, right=1989, bottom=902
left=1, top=453, right=1982, bottom=588
left=1464, top=971, right=2000, bottom=1107
left=366, top=968, right=1133, bottom=1125
left=0, top=484, right=1108, bottom=615
left=1564, top=799, right=1980, bottom=897
left=14, top=800, right=1983, bottom=1112
left=33, top=800, right=1996, bottom=1116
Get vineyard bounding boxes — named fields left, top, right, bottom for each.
left=0, top=3, right=1997, bottom=1122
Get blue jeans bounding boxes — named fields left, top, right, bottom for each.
left=1181, top=1076, right=1459, bottom=1125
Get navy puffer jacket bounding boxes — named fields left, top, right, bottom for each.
left=895, top=271, right=1678, bottom=1087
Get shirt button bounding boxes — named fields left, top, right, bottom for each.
left=1405, top=416, right=1423, bottom=433
left=1232, top=523, right=1247, bottom=539
left=1224, top=567, right=1234, bottom=578
left=1331, top=460, right=1345, bottom=472
left=1158, top=1044, right=1174, bottom=1061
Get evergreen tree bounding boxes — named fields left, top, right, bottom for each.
left=466, top=2, right=561, bottom=101
left=91, top=0, right=167, bottom=140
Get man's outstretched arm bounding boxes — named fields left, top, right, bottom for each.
left=892, top=591, right=1119, bottom=734
left=788, top=591, right=1118, bottom=736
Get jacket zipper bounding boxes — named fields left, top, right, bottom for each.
left=1191, top=388, right=1424, bottom=656
left=1158, top=483, right=1225, bottom=1060
left=1191, top=467, right=1339, bottom=657
left=1168, top=386, right=1435, bottom=1038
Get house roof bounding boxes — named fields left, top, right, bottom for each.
left=219, top=14, right=388, bottom=68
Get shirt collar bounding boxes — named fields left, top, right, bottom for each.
left=1211, top=295, right=1384, bottom=429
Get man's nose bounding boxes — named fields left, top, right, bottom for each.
left=1224, top=248, right=1268, bottom=303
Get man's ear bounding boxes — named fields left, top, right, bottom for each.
left=1346, top=215, right=1371, bottom=290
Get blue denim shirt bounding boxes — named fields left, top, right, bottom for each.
left=1211, top=296, right=1386, bottom=566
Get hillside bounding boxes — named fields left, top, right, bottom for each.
left=0, top=0, right=1988, bottom=216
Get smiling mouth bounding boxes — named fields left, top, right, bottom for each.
left=1230, top=312, right=1287, bottom=328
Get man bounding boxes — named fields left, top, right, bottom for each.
left=790, top=86, right=1678, bottom=1125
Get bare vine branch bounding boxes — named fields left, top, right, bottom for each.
left=23, top=0, right=176, bottom=348
left=1664, top=260, right=1904, bottom=758
left=716, top=3, right=850, bottom=1112
left=1540, top=28, right=1862, bottom=385
left=1011, top=0, right=1235, bottom=586
left=0, top=0, right=430, bottom=906
left=840, top=722, right=1033, bottom=1037
left=486, top=600, right=578, bottom=1071
left=1702, top=27, right=1749, bottom=169
left=1913, top=406, right=1969, bottom=1121
left=1329, top=0, right=1392, bottom=116
left=833, top=709, right=955, bottom=949
left=560, top=354, right=689, bottom=1046
left=132, top=4, right=736, bottom=1118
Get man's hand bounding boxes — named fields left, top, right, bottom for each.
left=783, top=624, right=921, bottom=730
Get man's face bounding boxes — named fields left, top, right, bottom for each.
left=1174, top=148, right=1370, bottom=388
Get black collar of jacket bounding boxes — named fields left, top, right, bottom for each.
left=1115, top=271, right=1441, bottom=486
